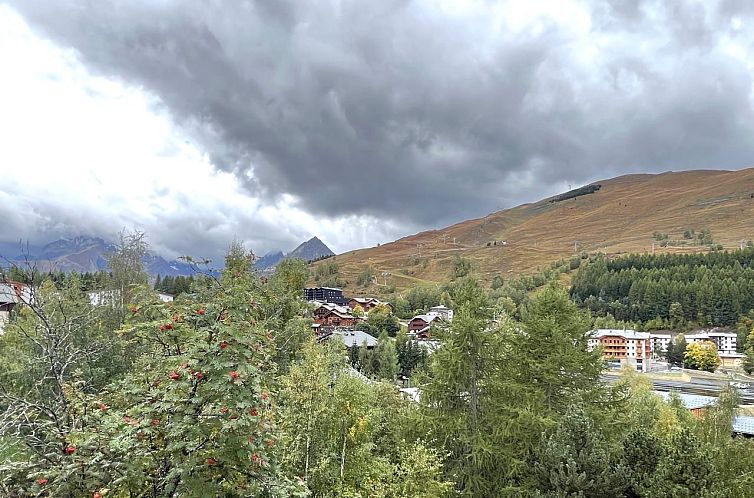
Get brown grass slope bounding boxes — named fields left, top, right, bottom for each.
left=314, top=168, right=754, bottom=294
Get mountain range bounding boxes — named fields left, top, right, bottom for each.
left=0, top=236, right=197, bottom=276
left=254, top=236, right=335, bottom=272
left=315, top=168, right=754, bottom=293
left=6, top=168, right=754, bottom=290
left=0, top=235, right=335, bottom=277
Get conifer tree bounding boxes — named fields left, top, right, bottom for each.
left=373, top=331, right=399, bottom=381
left=357, top=341, right=372, bottom=376
left=533, top=406, right=627, bottom=497
left=515, top=282, right=604, bottom=413
left=421, top=277, right=546, bottom=494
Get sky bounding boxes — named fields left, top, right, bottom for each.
left=2, top=0, right=754, bottom=262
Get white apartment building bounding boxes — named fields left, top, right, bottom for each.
left=649, top=333, right=672, bottom=356
left=685, top=330, right=737, bottom=355
left=588, top=329, right=652, bottom=372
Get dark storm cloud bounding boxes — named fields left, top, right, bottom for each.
left=7, top=0, right=754, bottom=229
left=0, top=189, right=301, bottom=263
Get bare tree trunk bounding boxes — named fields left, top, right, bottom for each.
left=340, top=430, right=347, bottom=481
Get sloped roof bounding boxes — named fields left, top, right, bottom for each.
left=590, top=329, right=650, bottom=340
left=322, top=329, right=378, bottom=348
left=0, top=282, right=30, bottom=304
left=410, top=314, right=441, bottom=324
left=654, top=391, right=716, bottom=410
left=733, top=416, right=754, bottom=435
left=654, top=392, right=754, bottom=434
left=349, top=297, right=390, bottom=307
left=311, top=300, right=353, bottom=315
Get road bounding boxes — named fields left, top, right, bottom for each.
left=601, top=373, right=754, bottom=404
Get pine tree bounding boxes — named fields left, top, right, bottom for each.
left=373, top=331, right=399, bottom=381
left=667, top=336, right=686, bottom=367
left=357, top=341, right=372, bottom=376
left=533, top=406, right=627, bottom=496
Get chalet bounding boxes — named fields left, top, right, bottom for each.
left=407, top=305, right=453, bottom=339
left=311, top=301, right=359, bottom=327
left=428, top=305, right=453, bottom=321
left=720, top=352, right=745, bottom=367
left=408, top=313, right=443, bottom=339
left=347, top=297, right=390, bottom=313
left=304, top=287, right=347, bottom=305
left=0, top=281, right=29, bottom=334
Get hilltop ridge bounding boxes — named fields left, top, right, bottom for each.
left=315, top=168, right=754, bottom=293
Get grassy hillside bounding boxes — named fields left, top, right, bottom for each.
left=312, top=168, right=754, bottom=294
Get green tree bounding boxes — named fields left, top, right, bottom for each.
left=352, top=303, right=364, bottom=318
left=373, top=332, right=399, bottom=381
left=532, top=406, right=627, bottom=497
left=105, top=229, right=149, bottom=310
left=420, top=279, right=545, bottom=495
left=666, top=336, right=686, bottom=367
left=669, top=301, right=685, bottom=330
left=654, top=428, right=715, bottom=497
left=396, top=329, right=427, bottom=379
left=622, top=429, right=665, bottom=496
left=0, top=274, right=134, bottom=494
left=391, top=442, right=452, bottom=497
left=735, top=314, right=754, bottom=352
left=356, top=265, right=375, bottom=287
left=683, top=341, right=720, bottom=372
left=367, top=303, right=400, bottom=337
left=280, top=338, right=441, bottom=497
left=313, top=260, right=341, bottom=287
left=452, top=256, right=472, bottom=279
left=515, top=283, right=604, bottom=413
left=271, top=258, right=309, bottom=298
left=742, top=328, right=754, bottom=374
left=2, top=244, right=307, bottom=497
left=280, top=338, right=344, bottom=484
left=357, top=341, right=373, bottom=376
left=743, top=346, right=754, bottom=375
left=491, top=275, right=504, bottom=290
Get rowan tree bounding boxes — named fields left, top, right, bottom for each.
left=5, top=244, right=307, bottom=497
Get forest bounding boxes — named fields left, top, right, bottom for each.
left=2, top=235, right=754, bottom=497
left=570, top=248, right=754, bottom=328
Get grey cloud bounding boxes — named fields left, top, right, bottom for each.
left=7, top=0, right=754, bottom=232
left=0, top=191, right=302, bottom=263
